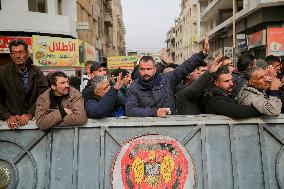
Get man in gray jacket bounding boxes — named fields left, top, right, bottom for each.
left=236, top=67, right=282, bottom=117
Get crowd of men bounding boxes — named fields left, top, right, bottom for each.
left=0, top=37, right=283, bottom=130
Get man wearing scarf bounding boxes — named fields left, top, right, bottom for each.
left=125, top=35, right=209, bottom=117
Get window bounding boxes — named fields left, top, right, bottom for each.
left=57, top=0, right=63, bottom=15
left=29, top=0, right=47, bottom=13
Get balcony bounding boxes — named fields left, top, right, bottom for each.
left=104, top=12, right=112, bottom=26
left=0, top=10, right=77, bottom=37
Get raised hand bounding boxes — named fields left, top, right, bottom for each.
left=161, top=48, right=171, bottom=64
left=114, top=72, right=123, bottom=91
left=123, top=73, right=132, bottom=87
left=203, top=33, right=209, bottom=55
left=209, top=55, right=222, bottom=74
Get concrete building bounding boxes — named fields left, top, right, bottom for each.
left=168, top=0, right=284, bottom=63
left=166, top=0, right=202, bottom=64
left=199, top=0, right=284, bottom=59
left=0, top=0, right=126, bottom=66
left=103, top=0, right=126, bottom=57
left=166, top=26, right=176, bottom=63
left=76, top=0, right=126, bottom=62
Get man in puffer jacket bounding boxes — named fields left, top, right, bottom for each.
left=125, top=35, right=210, bottom=118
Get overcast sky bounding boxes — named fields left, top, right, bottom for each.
left=121, top=0, right=180, bottom=52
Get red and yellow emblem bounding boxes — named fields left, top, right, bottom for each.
left=112, top=135, right=195, bottom=189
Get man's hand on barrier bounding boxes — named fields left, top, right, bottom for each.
left=6, top=115, right=19, bottom=129
left=209, top=55, right=222, bottom=74
left=157, top=108, right=171, bottom=118
left=17, top=114, right=32, bottom=126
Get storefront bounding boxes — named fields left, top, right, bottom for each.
left=247, top=29, right=267, bottom=59
left=244, top=27, right=284, bottom=60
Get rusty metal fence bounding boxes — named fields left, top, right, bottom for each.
left=1, top=115, right=284, bottom=189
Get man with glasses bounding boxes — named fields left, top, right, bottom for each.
left=0, top=39, right=48, bottom=129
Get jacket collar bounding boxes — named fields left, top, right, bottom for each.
left=49, top=89, right=70, bottom=108
left=204, top=84, right=231, bottom=98
left=137, top=73, right=162, bottom=90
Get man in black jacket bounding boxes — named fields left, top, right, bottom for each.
left=201, top=66, right=260, bottom=119
left=176, top=55, right=222, bottom=115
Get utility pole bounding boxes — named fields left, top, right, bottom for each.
left=233, top=0, right=236, bottom=64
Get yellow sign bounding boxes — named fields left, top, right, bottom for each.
left=107, top=56, right=137, bottom=70
left=32, top=35, right=81, bottom=67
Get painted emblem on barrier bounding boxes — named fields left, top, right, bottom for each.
left=112, top=135, right=195, bottom=189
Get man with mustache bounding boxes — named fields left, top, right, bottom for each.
left=236, top=67, right=282, bottom=116
left=201, top=66, right=260, bottom=119
left=125, top=35, right=210, bottom=117
left=35, top=71, right=87, bottom=130
left=0, top=39, right=48, bottom=129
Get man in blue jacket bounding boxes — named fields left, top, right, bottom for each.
left=125, top=35, right=209, bottom=117
left=85, top=73, right=124, bottom=118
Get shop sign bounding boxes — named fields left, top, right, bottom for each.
left=32, top=35, right=81, bottom=67
left=236, top=34, right=248, bottom=52
left=0, top=36, right=32, bottom=53
left=267, top=27, right=284, bottom=56
left=247, top=30, right=266, bottom=49
left=107, top=56, right=137, bottom=70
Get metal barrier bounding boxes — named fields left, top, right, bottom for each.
left=1, top=115, right=284, bottom=189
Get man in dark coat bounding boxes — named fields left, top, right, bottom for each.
left=176, top=55, right=222, bottom=115
left=0, top=39, right=48, bottom=129
left=231, top=55, right=250, bottom=98
left=125, top=34, right=209, bottom=117
left=200, top=66, right=260, bottom=119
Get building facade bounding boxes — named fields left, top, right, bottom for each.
left=0, top=0, right=125, bottom=66
left=168, top=0, right=284, bottom=63
left=166, top=0, right=202, bottom=64
left=77, top=0, right=125, bottom=59
left=200, top=0, right=284, bottom=59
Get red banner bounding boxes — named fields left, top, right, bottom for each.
left=267, top=27, right=284, bottom=56
left=0, top=36, right=32, bottom=53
